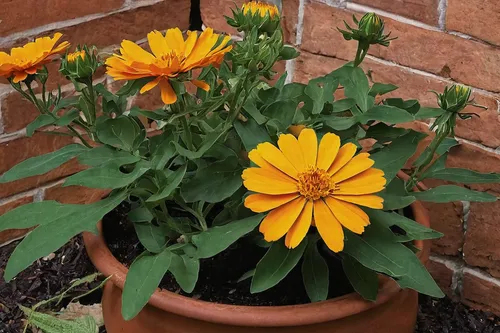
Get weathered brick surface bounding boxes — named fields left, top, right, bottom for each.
left=301, top=2, right=500, bottom=93
left=350, top=0, right=439, bottom=26
left=425, top=201, right=464, bottom=256
left=447, top=0, right=500, bottom=46
left=7, top=0, right=191, bottom=50
left=462, top=271, right=500, bottom=315
left=464, top=199, right=500, bottom=278
left=0, top=196, right=34, bottom=245
left=1, top=92, right=38, bottom=133
left=200, top=0, right=244, bottom=34
left=0, top=0, right=124, bottom=37
left=44, top=184, right=110, bottom=204
left=427, top=260, right=454, bottom=296
left=0, top=133, right=83, bottom=199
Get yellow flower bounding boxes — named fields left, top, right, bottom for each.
left=0, top=33, right=69, bottom=83
left=242, top=1, right=280, bottom=18
left=242, top=129, right=386, bottom=252
left=105, top=27, right=232, bottom=105
left=67, top=50, right=86, bottom=63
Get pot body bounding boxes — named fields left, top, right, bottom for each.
left=101, top=281, right=418, bottom=333
left=85, top=200, right=430, bottom=333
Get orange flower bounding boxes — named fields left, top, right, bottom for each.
left=0, top=33, right=69, bottom=83
left=105, top=27, right=232, bottom=105
left=242, top=129, right=386, bottom=252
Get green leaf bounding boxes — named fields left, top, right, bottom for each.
left=365, top=123, right=408, bottom=141
left=128, top=207, right=154, bottom=223
left=251, top=238, right=308, bottom=293
left=237, top=269, right=256, bottom=283
left=279, top=83, right=306, bottom=103
left=279, top=45, right=300, bottom=60
left=234, top=118, right=272, bottom=151
left=116, top=77, right=155, bottom=97
left=133, top=223, right=167, bottom=253
left=384, top=98, right=420, bottom=115
left=371, top=131, right=426, bottom=182
left=243, top=99, right=267, bottom=125
left=21, top=306, right=98, bottom=333
left=380, top=178, right=416, bottom=210
left=436, top=138, right=460, bottom=155
left=331, top=66, right=372, bottom=112
left=342, top=255, right=378, bottom=301
left=262, top=100, right=297, bottom=131
left=330, top=98, right=357, bottom=113
left=425, top=168, right=500, bottom=184
left=192, top=214, right=264, bottom=259
left=394, top=257, right=444, bottom=298
left=26, top=114, right=55, bottom=136
left=64, top=160, right=150, bottom=189
left=0, top=144, right=88, bottom=183
left=149, top=132, right=177, bottom=170
left=304, top=76, right=338, bottom=114
left=181, top=159, right=242, bottom=203
left=415, top=107, right=446, bottom=120
left=2, top=191, right=127, bottom=281
left=52, top=96, right=80, bottom=114
left=122, top=250, right=173, bottom=320
left=169, top=254, right=200, bottom=293
left=77, top=146, right=141, bottom=167
left=369, top=83, right=398, bottom=97
left=147, top=164, right=187, bottom=202
left=368, top=209, right=443, bottom=242
left=173, top=127, right=227, bottom=160
left=302, top=237, right=329, bottom=302
left=321, top=115, right=358, bottom=131
left=357, top=105, right=415, bottom=124
left=55, top=109, right=80, bottom=126
left=96, top=116, right=142, bottom=151
left=412, top=185, right=497, bottom=203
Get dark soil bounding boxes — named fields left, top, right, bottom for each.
left=103, top=204, right=354, bottom=306
left=0, top=236, right=102, bottom=333
left=417, top=295, right=500, bottom=333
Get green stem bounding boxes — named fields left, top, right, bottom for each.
left=175, top=198, right=208, bottom=231
left=180, top=115, right=194, bottom=150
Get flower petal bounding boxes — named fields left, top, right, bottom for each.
left=332, top=194, right=384, bottom=209
left=259, top=197, right=306, bottom=242
left=285, top=200, right=313, bottom=248
left=159, top=79, right=177, bottom=104
left=256, top=142, right=298, bottom=179
left=191, top=79, right=210, bottom=91
left=316, top=133, right=341, bottom=170
left=245, top=193, right=299, bottom=213
left=147, top=30, right=170, bottom=58
left=139, top=77, right=161, bottom=94
left=12, top=72, right=28, bottom=83
left=331, top=153, right=375, bottom=183
left=278, top=133, right=306, bottom=172
left=313, top=199, right=344, bottom=252
left=324, top=197, right=369, bottom=234
left=328, top=143, right=357, bottom=175
left=335, top=168, right=386, bottom=195
left=298, top=128, right=317, bottom=168
left=242, top=167, right=296, bottom=184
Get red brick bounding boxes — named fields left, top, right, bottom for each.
left=464, top=199, right=500, bottom=278
left=44, top=184, right=109, bottom=204
left=351, top=0, right=439, bottom=25
left=0, top=0, right=124, bottom=37
left=283, top=0, right=300, bottom=44
left=427, top=259, right=454, bottom=295
left=0, top=196, right=34, bottom=246
left=8, top=1, right=190, bottom=50
left=301, top=2, right=500, bottom=93
left=201, top=0, right=244, bottom=34
left=462, top=271, right=500, bottom=315
left=447, top=0, right=500, bottom=46
left=0, top=132, right=83, bottom=199
left=294, top=51, right=346, bottom=83
left=1, top=92, right=39, bottom=133
left=424, top=200, right=464, bottom=256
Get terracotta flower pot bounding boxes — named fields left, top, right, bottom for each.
left=83, top=197, right=431, bottom=333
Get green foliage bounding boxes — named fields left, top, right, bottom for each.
left=302, top=236, right=329, bottom=302
left=21, top=306, right=98, bottom=333
left=342, top=255, right=378, bottom=301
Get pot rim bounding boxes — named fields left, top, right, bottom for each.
left=83, top=173, right=430, bottom=327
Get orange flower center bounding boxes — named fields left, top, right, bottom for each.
left=297, top=167, right=338, bottom=201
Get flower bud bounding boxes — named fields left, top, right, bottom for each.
left=60, top=45, right=100, bottom=82
left=338, top=12, right=395, bottom=47
left=227, top=1, right=281, bottom=35
left=436, top=84, right=472, bottom=113
left=359, top=13, right=383, bottom=38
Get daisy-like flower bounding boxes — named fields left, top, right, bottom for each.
left=242, top=129, right=386, bottom=252
left=0, top=33, right=69, bottom=83
left=67, top=49, right=86, bottom=63
left=242, top=1, right=280, bottom=18
left=105, top=27, right=232, bottom=105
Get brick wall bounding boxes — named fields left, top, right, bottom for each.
left=0, top=0, right=191, bottom=245
left=201, top=0, right=500, bottom=314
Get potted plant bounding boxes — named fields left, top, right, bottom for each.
left=1, top=2, right=499, bottom=332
